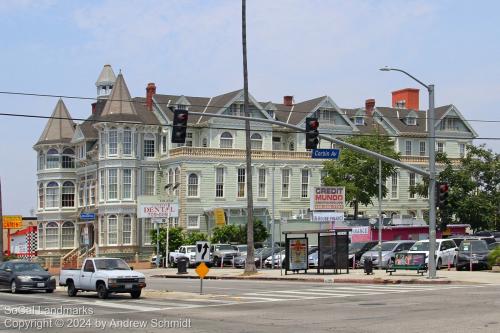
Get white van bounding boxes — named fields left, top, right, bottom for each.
left=407, top=239, right=457, bottom=268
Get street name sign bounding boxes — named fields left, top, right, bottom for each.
left=311, top=148, right=340, bottom=159
left=196, top=241, right=211, bottom=262
left=80, top=213, right=95, bottom=220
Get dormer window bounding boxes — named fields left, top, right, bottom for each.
left=406, top=116, right=417, bottom=126
left=177, top=104, right=187, bottom=110
left=267, top=110, right=275, bottom=119
left=355, top=116, right=364, bottom=125
left=321, top=109, right=335, bottom=123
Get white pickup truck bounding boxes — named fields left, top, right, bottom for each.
left=169, top=245, right=197, bottom=267
left=59, top=258, right=146, bottom=299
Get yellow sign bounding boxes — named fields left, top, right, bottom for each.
left=195, top=262, right=209, bottom=279
left=2, top=215, right=23, bottom=229
left=214, top=208, right=225, bottom=226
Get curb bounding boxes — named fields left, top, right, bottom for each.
left=151, top=274, right=456, bottom=285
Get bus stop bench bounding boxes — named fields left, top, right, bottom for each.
left=386, top=252, right=428, bottom=276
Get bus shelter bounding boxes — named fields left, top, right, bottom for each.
left=283, top=229, right=351, bottom=275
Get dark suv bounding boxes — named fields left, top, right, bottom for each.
left=456, top=239, right=490, bottom=271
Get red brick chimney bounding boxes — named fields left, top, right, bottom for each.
left=283, top=95, right=294, bottom=107
left=365, top=99, right=375, bottom=114
left=146, top=82, right=157, bottom=111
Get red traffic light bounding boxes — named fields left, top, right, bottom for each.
left=439, top=183, right=449, bottom=192
left=307, top=119, right=319, bottom=130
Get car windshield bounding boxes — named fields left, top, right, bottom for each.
left=237, top=245, right=247, bottom=252
left=12, top=263, right=45, bottom=272
left=460, top=241, right=488, bottom=252
left=371, top=243, right=398, bottom=252
left=349, top=243, right=367, bottom=253
left=216, top=245, right=235, bottom=251
left=94, top=259, right=130, bottom=270
left=452, top=239, right=465, bottom=246
left=410, top=242, right=429, bottom=251
left=186, top=246, right=196, bottom=253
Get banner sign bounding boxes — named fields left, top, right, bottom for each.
left=351, top=226, right=369, bottom=235
left=312, top=212, right=344, bottom=223
left=214, top=208, right=225, bottom=226
left=310, top=187, right=345, bottom=211
left=137, top=203, right=179, bottom=218
left=288, top=238, right=308, bottom=271
left=2, top=215, right=22, bottom=229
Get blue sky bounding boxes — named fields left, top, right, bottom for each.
left=1, top=0, right=499, bottom=216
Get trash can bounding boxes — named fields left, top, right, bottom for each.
left=364, top=258, right=373, bottom=275
left=177, top=258, right=188, bottom=274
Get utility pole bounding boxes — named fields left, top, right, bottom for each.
left=242, top=0, right=256, bottom=274
left=0, top=178, right=3, bottom=262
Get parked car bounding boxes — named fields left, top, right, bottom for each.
left=448, top=236, right=472, bottom=247
left=349, top=241, right=379, bottom=266
left=234, top=247, right=282, bottom=268
left=308, top=251, right=319, bottom=268
left=407, top=239, right=457, bottom=268
left=0, top=260, right=56, bottom=293
left=475, top=236, right=497, bottom=246
left=265, top=250, right=285, bottom=268
left=169, top=245, right=197, bottom=267
left=234, top=245, right=248, bottom=257
left=455, top=239, right=491, bottom=271
left=59, top=258, right=146, bottom=299
left=488, top=242, right=500, bottom=251
left=211, top=244, right=240, bottom=267
left=360, top=240, right=415, bottom=268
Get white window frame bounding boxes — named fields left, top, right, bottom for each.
left=38, top=183, right=44, bottom=209
left=282, top=169, right=290, bottom=198
left=258, top=168, right=266, bottom=198
left=391, top=172, right=399, bottom=199
left=123, top=128, right=132, bottom=156
left=46, top=149, right=60, bottom=169
left=215, top=167, right=224, bottom=198
left=187, top=173, right=199, bottom=197
left=46, top=182, right=59, bottom=208
left=237, top=168, right=246, bottom=198
left=108, top=129, right=118, bottom=156
left=419, top=141, right=426, bottom=156
left=405, top=140, right=412, bottom=155
left=251, top=133, right=263, bottom=150
left=61, top=221, right=75, bottom=248
left=108, top=168, right=118, bottom=200
left=409, top=172, right=416, bottom=199
left=143, top=133, right=156, bottom=157
left=99, top=169, right=105, bottom=202
left=459, top=143, right=466, bottom=158
left=187, top=215, right=200, bottom=229
left=122, top=168, right=133, bottom=200
left=301, top=169, right=309, bottom=198
left=123, top=215, right=132, bottom=245
left=143, top=170, right=155, bottom=196
left=437, top=142, right=444, bottom=153
left=220, top=132, right=233, bottom=148
left=61, top=181, right=75, bottom=208
left=107, top=215, right=118, bottom=246
left=143, top=218, right=153, bottom=245
left=45, top=222, right=59, bottom=249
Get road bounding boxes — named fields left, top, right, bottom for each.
left=0, top=278, right=499, bottom=332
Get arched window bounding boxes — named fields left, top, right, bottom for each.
left=174, top=167, right=180, bottom=195
left=38, top=183, right=44, bottom=209
left=123, top=128, right=132, bottom=155
left=144, top=133, right=155, bottom=157
left=38, top=223, right=44, bottom=250
left=45, top=222, right=59, bottom=249
left=220, top=132, right=233, bottom=148
left=251, top=133, right=263, bottom=150
left=62, top=181, right=75, bottom=207
left=202, top=138, right=208, bottom=147
left=61, top=221, right=75, bottom=248
left=108, top=215, right=118, bottom=245
left=123, top=215, right=132, bottom=244
left=62, top=148, right=75, bottom=168
left=108, top=128, right=118, bottom=155
left=38, top=152, right=45, bottom=170
left=289, top=141, right=295, bottom=151
left=46, top=182, right=59, bottom=208
left=46, top=149, right=59, bottom=169
left=187, top=174, right=199, bottom=197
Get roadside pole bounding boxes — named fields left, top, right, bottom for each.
left=0, top=178, right=3, bottom=262
left=156, top=222, right=160, bottom=268
left=378, top=159, right=383, bottom=269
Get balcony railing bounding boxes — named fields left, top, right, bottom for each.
left=169, top=147, right=311, bottom=160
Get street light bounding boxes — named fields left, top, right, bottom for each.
left=379, top=66, right=438, bottom=279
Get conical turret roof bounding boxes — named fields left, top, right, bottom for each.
left=35, top=99, right=75, bottom=146
left=95, top=64, right=116, bottom=86
left=100, top=73, right=143, bottom=122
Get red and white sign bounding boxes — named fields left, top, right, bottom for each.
left=310, top=186, right=345, bottom=211
left=138, top=203, right=179, bottom=218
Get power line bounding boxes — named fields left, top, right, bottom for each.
left=0, top=90, right=499, bottom=124
left=2, top=111, right=500, bottom=140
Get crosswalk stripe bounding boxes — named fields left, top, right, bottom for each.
left=85, top=300, right=161, bottom=312
left=232, top=296, right=292, bottom=301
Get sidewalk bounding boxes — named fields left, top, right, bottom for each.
left=141, top=266, right=500, bottom=285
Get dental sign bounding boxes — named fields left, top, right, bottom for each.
left=137, top=203, right=179, bottom=218
left=310, top=186, right=345, bottom=211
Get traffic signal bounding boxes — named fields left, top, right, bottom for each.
left=305, top=117, right=319, bottom=150
left=437, top=182, right=449, bottom=209
left=171, top=109, right=188, bottom=143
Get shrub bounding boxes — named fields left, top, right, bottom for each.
left=488, top=246, right=500, bottom=267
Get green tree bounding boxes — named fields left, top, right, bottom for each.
left=323, top=133, right=400, bottom=217
left=210, top=225, right=240, bottom=243
left=412, top=144, right=500, bottom=231
left=150, top=226, right=185, bottom=254
left=238, top=219, right=269, bottom=244
left=185, top=231, right=208, bottom=245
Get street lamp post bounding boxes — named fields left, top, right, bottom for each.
left=379, top=67, right=437, bottom=279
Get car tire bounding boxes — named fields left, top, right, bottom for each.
left=11, top=280, right=18, bottom=294
left=97, top=283, right=108, bottom=299
left=130, top=290, right=142, bottom=299
left=437, top=258, right=442, bottom=270
left=67, top=281, right=77, bottom=297
left=46, top=289, right=54, bottom=293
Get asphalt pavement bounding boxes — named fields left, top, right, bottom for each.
left=1, top=278, right=499, bottom=332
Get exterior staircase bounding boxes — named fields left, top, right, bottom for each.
left=77, top=245, right=95, bottom=267
left=60, top=248, right=79, bottom=269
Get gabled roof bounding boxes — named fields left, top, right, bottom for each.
left=35, top=99, right=75, bottom=146
left=344, top=108, right=388, bottom=135
left=95, top=64, right=116, bottom=86
left=375, top=107, right=428, bottom=136
left=153, top=94, right=211, bottom=124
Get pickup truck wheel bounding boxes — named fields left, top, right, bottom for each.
left=97, top=283, right=108, bottom=299
left=46, top=289, right=54, bottom=293
left=130, top=290, right=142, bottom=299
left=67, top=281, right=77, bottom=297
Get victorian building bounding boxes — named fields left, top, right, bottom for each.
left=34, top=65, right=477, bottom=263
